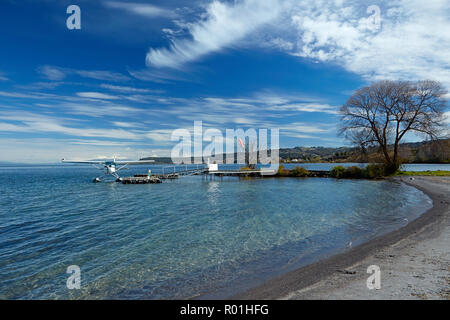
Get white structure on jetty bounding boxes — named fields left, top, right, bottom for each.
left=207, top=159, right=219, bottom=172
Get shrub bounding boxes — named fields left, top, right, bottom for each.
left=364, top=164, right=386, bottom=179
left=277, top=165, right=290, bottom=177
left=290, top=166, right=310, bottom=177
left=343, top=166, right=363, bottom=178
left=330, top=166, right=346, bottom=178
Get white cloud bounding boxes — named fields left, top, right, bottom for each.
left=282, top=0, right=450, bottom=88
left=145, top=129, right=175, bottom=142
left=38, top=65, right=130, bottom=82
left=16, top=82, right=64, bottom=90
left=0, top=111, right=143, bottom=140
left=146, top=0, right=281, bottom=68
left=104, top=1, right=175, bottom=18
left=75, top=70, right=130, bottom=82
left=0, top=119, right=142, bottom=140
left=0, top=86, right=342, bottom=162
left=38, top=66, right=66, bottom=80
left=0, top=72, right=9, bottom=81
left=269, top=103, right=339, bottom=114
left=61, top=102, right=144, bottom=117
left=112, top=121, right=138, bottom=128
left=444, top=111, right=450, bottom=124
left=100, top=84, right=162, bottom=93
left=0, top=90, right=58, bottom=99
left=0, top=138, right=169, bottom=163
left=69, top=140, right=136, bottom=146
left=145, top=0, right=450, bottom=89
left=128, top=68, right=188, bottom=83
left=76, top=92, right=119, bottom=100
left=0, top=110, right=189, bottom=144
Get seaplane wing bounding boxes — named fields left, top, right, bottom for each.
left=114, top=160, right=155, bottom=165
left=61, top=159, right=155, bottom=165
left=61, top=159, right=107, bottom=164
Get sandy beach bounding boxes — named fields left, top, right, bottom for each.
left=234, top=176, right=450, bottom=300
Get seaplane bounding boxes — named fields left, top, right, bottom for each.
left=61, top=157, right=155, bottom=182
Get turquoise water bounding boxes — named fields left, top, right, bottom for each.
left=0, top=165, right=433, bottom=299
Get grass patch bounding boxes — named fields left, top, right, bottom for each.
left=395, top=171, right=450, bottom=176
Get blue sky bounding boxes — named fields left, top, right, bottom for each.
left=0, top=0, right=449, bottom=162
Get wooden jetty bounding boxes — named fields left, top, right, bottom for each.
left=121, top=176, right=162, bottom=184
left=152, top=173, right=179, bottom=179
left=120, top=166, right=331, bottom=184
left=207, top=169, right=276, bottom=177
left=207, top=169, right=330, bottom=178
left=134, top=173, right=180, bottom=180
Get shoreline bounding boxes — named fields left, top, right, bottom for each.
left=232, top=176, right=449, bottom=300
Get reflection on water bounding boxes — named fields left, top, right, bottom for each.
left=0, top=165, right=432, bottom=299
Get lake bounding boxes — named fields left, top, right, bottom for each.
left=0, top=164, right=436, bottom=299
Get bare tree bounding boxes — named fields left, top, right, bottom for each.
left=339, top=80, right=447, bottom=173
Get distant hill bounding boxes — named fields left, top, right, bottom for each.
left=398, top=138, right=450, bottom=163
left=138, top=157, right=172, bottom=164
left=279, top=146, right=356, bottom=162
left=280, top=139, right=449, bottom=163
left=142, top=138, right=450, bottom=164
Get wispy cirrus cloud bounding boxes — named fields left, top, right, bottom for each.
left=76, top=92, right=119, bottom=100
left=60, top=103, right=145, bottom=118
left=145, top=0, right=450, bottom=89
left=0, top=107, right=181, bottom=143
left=37, top=66, right=66, bottom=80
left=0, top=117, right=142, bottom=140
left=128, top=67, right=192, bottom=83
left=100, top=84, right=163, bottom=94
left=269, top=103, right=338, bottom=115
left=0, top=90, right=58, bottom=99
left=146, top=0, right=281, bottom=68
left=0, top=80, right=341, bottom=153
left=0, top=72, right=9, bottom=81
left=75, top=69, right=131, bottom=82
left=38, top=65, right=131, bottom=82
left=104, top=1, right=176, bottom=18
left=0, top=138, right=169, bottom=163
left=0, top=110, right=175, bottom=143
left=15, top=82, right=65, bottom=90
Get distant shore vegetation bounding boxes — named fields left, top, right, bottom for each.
left=279, top=138, right=449, bottom=165
left=274, top=164, right=450, bottom=179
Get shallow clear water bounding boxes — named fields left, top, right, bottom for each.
left=0, top=165, right=432, bottom=299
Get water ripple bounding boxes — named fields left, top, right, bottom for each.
left=0, top=166, right=432, bottom=299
